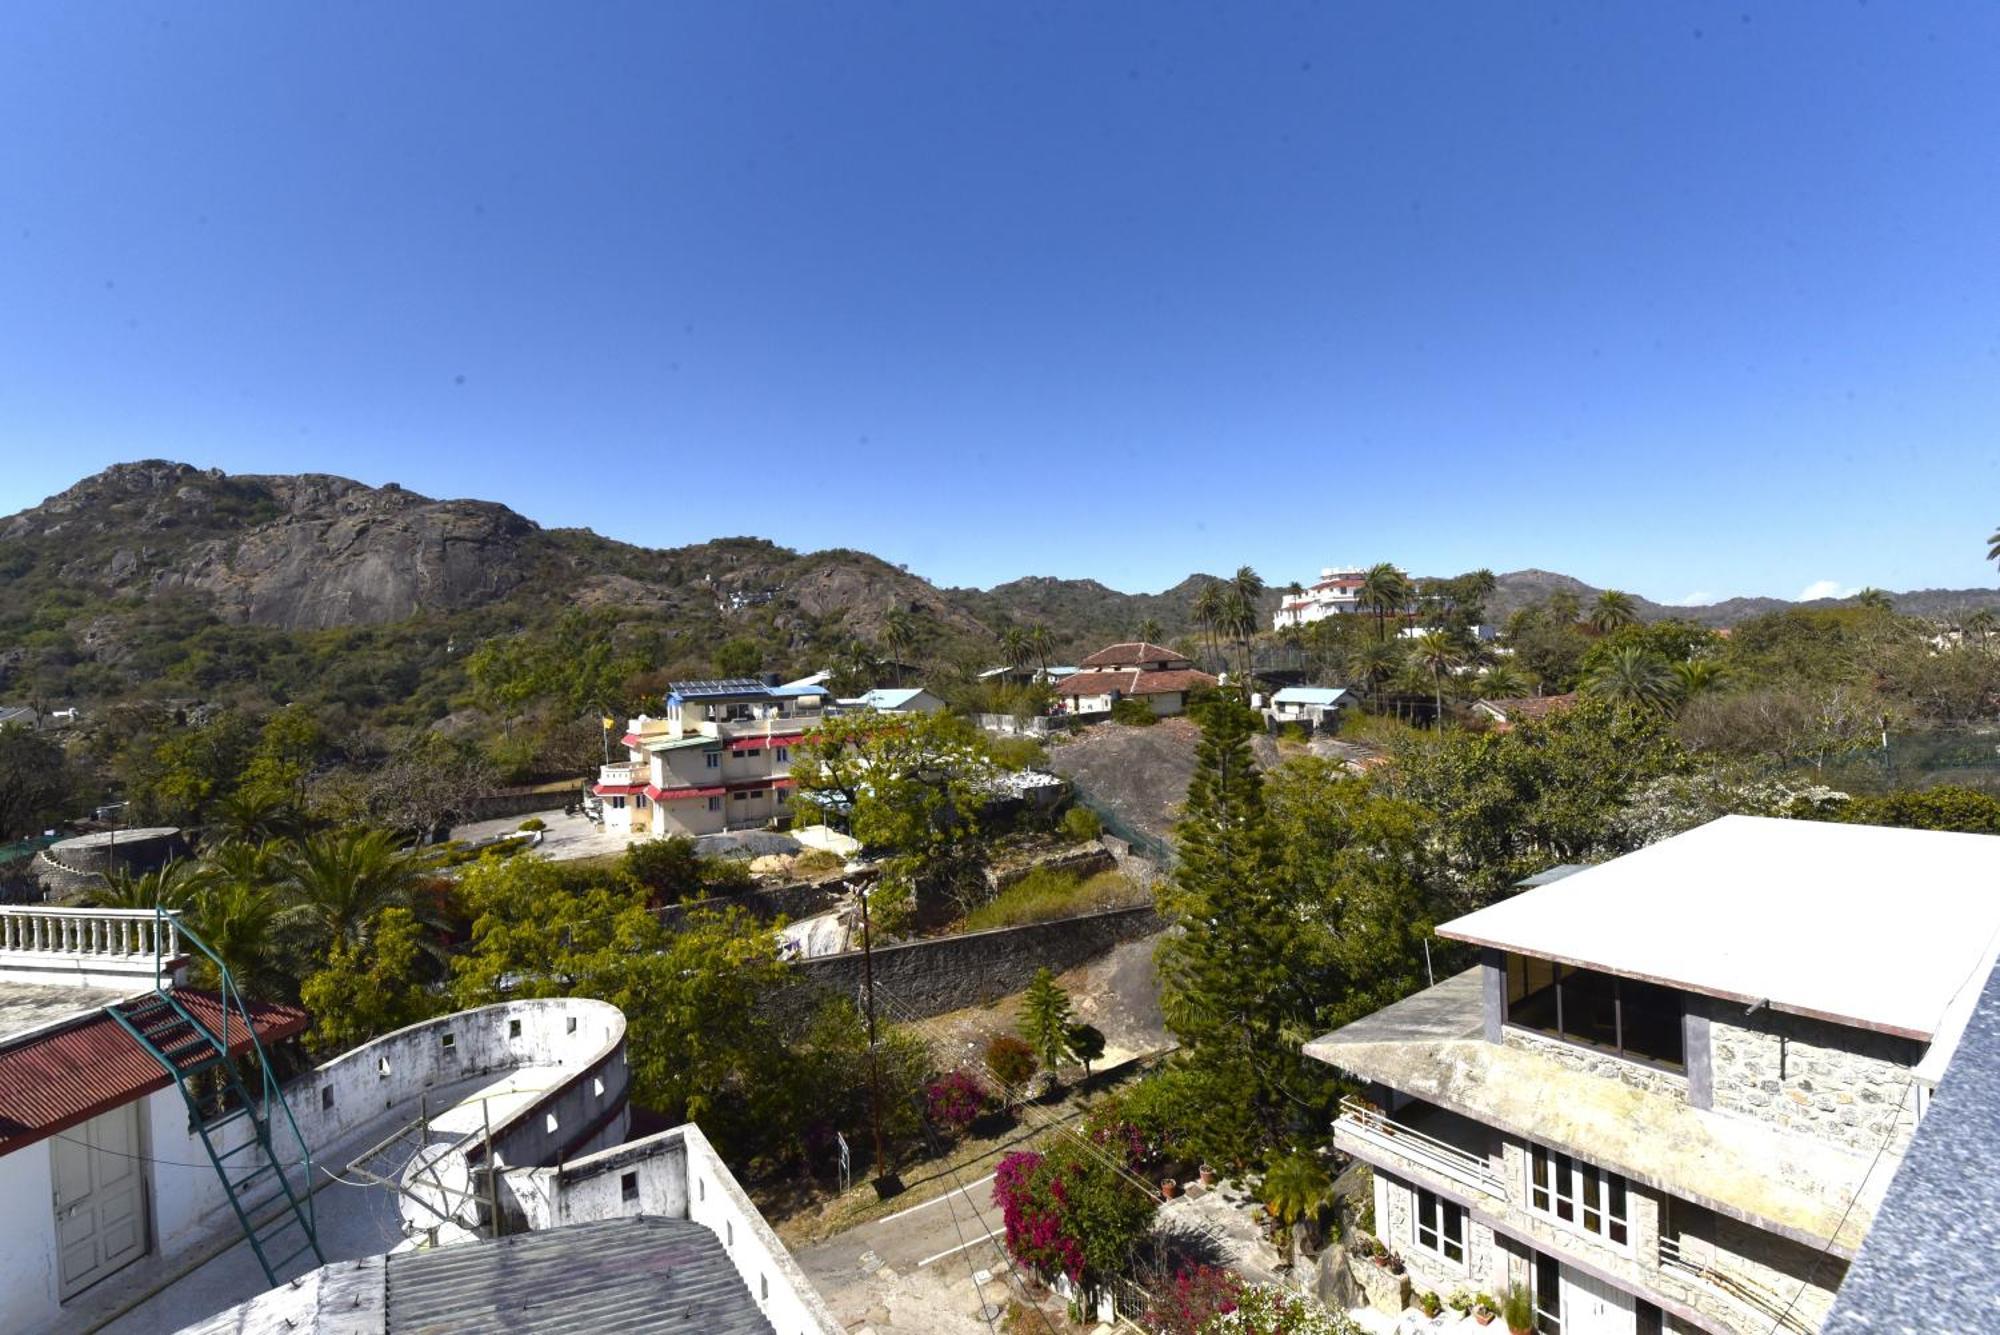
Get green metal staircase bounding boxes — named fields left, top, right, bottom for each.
left=105, top=910, right=324, bottom=1287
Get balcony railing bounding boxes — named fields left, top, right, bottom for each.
left=0, top=905, right=182, bottom=962
left=713, top=713, right=821, bottom=740
left=1334, top=1096, right=1505, bottom=1197
left=599, top=763, right=639, bottom=786
left=1659, top=1236, right=1813, bottom=1333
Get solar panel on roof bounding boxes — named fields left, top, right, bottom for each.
left=667, top=678, right=772, bottom=698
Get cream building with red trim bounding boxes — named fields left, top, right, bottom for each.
left=593, top=678, right=831, bottom=838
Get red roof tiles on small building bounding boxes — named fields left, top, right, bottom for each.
left=1054, top=667, right=1218, bottom=698
left=0, top=990, right=308, bottom=1156
left=1076, top=641, right=1191, bottom=669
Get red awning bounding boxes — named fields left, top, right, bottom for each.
left=592, top=784, right=641, bottom=797
left=647, top=784, right=726, bottom=801
left=727, top=733, right=803, bottom=753
left=621, top=733, right=643, bottom=747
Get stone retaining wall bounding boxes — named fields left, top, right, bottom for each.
left=791, top=904, right=1164, bottom=1019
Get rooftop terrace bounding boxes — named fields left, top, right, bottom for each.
left=1303, top=967, right=1888, bottom=1256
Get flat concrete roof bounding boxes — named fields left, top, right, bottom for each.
left=1438, top=815, right=2000, bottom=1042
left=0, top=980, right=127, bottom=1044
left=1304, top=968, right=1886, bottom=1255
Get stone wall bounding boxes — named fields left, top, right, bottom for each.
left=1695, top=996, right=1924, bottom=1155
left=791, top=904, right=1164, bottom=1018
left=987, top=842, right=1118, bottom=892
left=1501, top=1026, right=1690, bottom=1101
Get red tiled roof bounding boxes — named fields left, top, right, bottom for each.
left=0, top=990, right=307, bottom=1156
left=1077, top=641, right=1190, bottom=669
left=1054, top=667, right=1218, bottom=697
left=727, top=732, right=804, bottom=753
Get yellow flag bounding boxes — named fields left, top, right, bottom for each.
left=602, top=717, right=616, bottom=731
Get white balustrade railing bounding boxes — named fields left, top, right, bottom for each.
left=1335, top=1096, right=1506, bottom=1196
left=0, top=906, right=181, bottom=961
left=599, top=763, right=639, bottom=786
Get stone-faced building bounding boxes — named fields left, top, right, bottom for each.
left=1305, top=815, right=2000, bottom=1334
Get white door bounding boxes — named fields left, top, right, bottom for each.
left=1559, top=1265, right=1636, bottom=1335
left=52, top=1101, right=150, bottom=1300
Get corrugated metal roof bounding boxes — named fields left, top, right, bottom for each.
left=1271, top=686, right=1350, bottom=706
left=0, top=988, right=307, bottom=1155
left=386, top=1216, right=774, bottom=1334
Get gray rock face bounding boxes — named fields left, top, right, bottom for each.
left=6, top=459, right=537, bottom=629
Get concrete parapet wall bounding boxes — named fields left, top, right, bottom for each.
left=1696, top=996, right=1923, bottom=1157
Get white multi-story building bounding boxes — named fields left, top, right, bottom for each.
left=1273, top=566, right=1377, bottom=630
left=1306, top=815, right=2000, bottom=1334
left=594, top=678, right=833, bottom=839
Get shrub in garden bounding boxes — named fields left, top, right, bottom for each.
left=925, top=1069, right=988, bottom=1136
left=1146, top=1264, right=1243, bottom=1335
left=518, top=816, right=546, bottom=832
left=1062, top=805, right=1102, bottom=841
left=984, top=1033, right=1038, bottom=1101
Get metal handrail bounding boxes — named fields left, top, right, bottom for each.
left=1336, top=1096, right=1504, bottom=1194
left=152, top=905, right=320, bottom=1250
left=1659, top=1236, right=1812, bottom=1333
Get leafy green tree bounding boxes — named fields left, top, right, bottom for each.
left=300, top=906, right=442, bottom=1053
left=1854, top=587, right=1894, bottom=613
left=1832, top=785, right=2000, bottom=835
left=1671, top=658, right=1728, bottom=702
left=795, top=712, right=992, bottom=926
left=1588, top=589, right=1640, bottom=633
left=622, top=836, right=707, bottom=903
left=1019, top=967, right=1076, bottom=1081
left=713, top=638, right=763, bottom=678
left=984, top=1033, right=1039, bottom=1106
left=129, top=710, right=256, bottom=825
left=236, top=704, right=328, bottom=811
left=1135, top=616, right=1165, bottom=646
left=451, top=854, right=796, bottom=1158
left=1066, top=1022, right=1106, bottom=1079
left=0, top=725, right=75, bottom=841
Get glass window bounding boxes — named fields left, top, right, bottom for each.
left=707, top=796, right=720, bottom=812
left=1414, top=1188, right=1465, bottom=1265
left=1505, top=954, right=1683, bottom=1071
left=705, top=752, right=720, bottom=769
left=1534, top=1253, right=1562, bottom=1335
left=1528, top=1144, right=1630, bottom=1247
left=776, top=747, right=789, bottom=761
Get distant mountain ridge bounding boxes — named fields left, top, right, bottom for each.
left=4, top=463, right=1996, bottom=664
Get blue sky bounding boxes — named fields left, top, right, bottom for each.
left=3, top=3, right=1998, bottom=604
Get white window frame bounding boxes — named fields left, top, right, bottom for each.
left=1412, top=1186, right=1466, bottom=1267
left=707, top=796, right=721, bottom=812
left=1527, top=1144, right=1630, bottom=1250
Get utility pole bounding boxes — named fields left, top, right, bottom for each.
left=855, top=879, right=889, bottom=1193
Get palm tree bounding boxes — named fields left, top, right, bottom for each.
left=280, top=828, right=437, bottom=958
left=89, top=859, right=201, bottom=913
left=1965, top=607, right=1998, bottom=647
left=1345, top=639, right=1401, bottom=700
left=1358, top=563, right=1410, bottom=643
left=1672, top=658, right=1728, bottom=702
left=833, top=640, right=879, bottom=697
left=1232, top=565, right=1265, bottom=612
left=1546, top=590, right=1582, bottom=626
left=1854, top=587, right=1894, bottom=613
left=1261, top=1152, right=1333, bottom=1265
left=1409, top=629, right=1465, bottom=725
left=1191, top=581, right=1228, bottom=665
left=1583, top=645, right=1677, bottom=710
left=1588, top=589, right=1639, bottom=633
left=1025, top=623, right=1054, bottom=677
left=880, top=609, right=918, bottom=686
left=1987, top=525, right=2000, bottom=568
left=999, top=625, right=1029, bottom=671
left=1134, top=616, right=1164, bottom=647
left=186, top=879, right=288, bottom=998
left=1224, top=592, right=1259, bottom=685
left=208, top=787, right=299, bottom=848
left=1477, top=660, right=1531, bottom=700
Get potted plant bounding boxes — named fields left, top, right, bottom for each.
left=1387, top=1252, right=1406, bottom=1276
left=1447, top=1291, right=1475, bottom=1319
left=1198, top=1163, right=1216, bottom=1187
left=1502, top=1283, right=1535, bottom=1335
left=1472, top=1294, right=1498, bottom=1327
left=1417, top=1291, right=1442, bottom=1318
left=1161, top=1177, right=1179, bottom=1199
left=1370, top=1237, right=1390, bottom=1268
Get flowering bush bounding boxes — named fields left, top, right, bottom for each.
left=1145, top=1264, right=1243, bottom=1335
left=991, top=1142, right=1154, bottom=1291
left=985, top=1033, right=1038, bottom=1095
left=925, top=1069, right=987, bottom=1135
left=1197, top=1284, right=1363, bottom=1335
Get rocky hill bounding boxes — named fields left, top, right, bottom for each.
left=4, top=462, right=1995, bottom=718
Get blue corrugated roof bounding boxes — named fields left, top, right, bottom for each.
left=1272, top=686, right=1350, bottom=706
